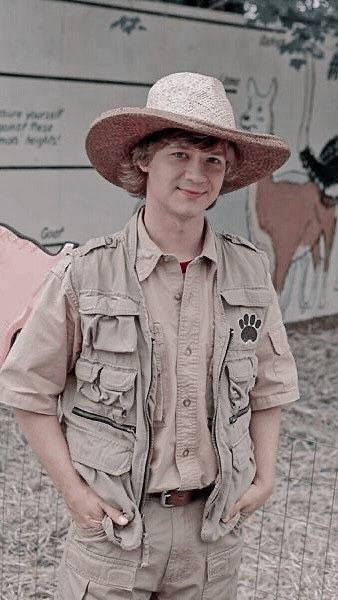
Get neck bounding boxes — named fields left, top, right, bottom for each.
left=143, top=205, right=205, bottom=262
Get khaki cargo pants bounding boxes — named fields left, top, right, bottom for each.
left=55, top=496, right=243, bottom=600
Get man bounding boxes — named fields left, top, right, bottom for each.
left=0, top=72, right=299, bottom=599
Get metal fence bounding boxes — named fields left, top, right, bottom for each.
left=1, top=408, right=337, bottom=600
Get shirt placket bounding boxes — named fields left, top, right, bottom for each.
left=175, top=260, right=202, bottom=489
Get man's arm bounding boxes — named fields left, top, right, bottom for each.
left=228, top=405, right=281, bottom=519
left=1, top=264, right=129, bottom=528
left=14, top=409, right=128, bottom=527
left=228, top=274, right=298, bottom=520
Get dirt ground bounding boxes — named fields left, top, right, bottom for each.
left=0, top=325, right=337, bottom=599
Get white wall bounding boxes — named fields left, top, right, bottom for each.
left=1, top=0, right=338, bottom=322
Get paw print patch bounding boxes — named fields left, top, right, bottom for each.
left=239, top=313, right=261, bottom=343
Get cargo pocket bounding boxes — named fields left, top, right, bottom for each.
left=75, top=358, right=137, bottom=426
left=226, top=356, right=257, bottom=424
left=75, top=358, right=102, bottom=402
left=66, top=422, right=133, bottom=475
left=65, top=423, right=138, bottom=550
left=79, top=293, right=139, bottom=354
left=99, top=366, right=137, bottom=423
left=203, top=543, right=242, bottom=598
left=221, top=431, right=256, bottom=524
left=57, top=558, right=89, bottom=599
left=232, top=430, right=256, bottom=473
left=62, top=538, right=138, bottom=592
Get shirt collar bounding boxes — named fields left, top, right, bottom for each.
left=136, top=208, right=217, bottom=282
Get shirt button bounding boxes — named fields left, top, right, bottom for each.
left=185, top=346, right=192, bottom=356
left=182, top=448, right=190, bottom=457
left=183, top=398, right=191, bottom=407
left=174, top=292, right=182, bottom=301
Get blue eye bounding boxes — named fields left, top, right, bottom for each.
left=172, top=152, right=187, bottom=159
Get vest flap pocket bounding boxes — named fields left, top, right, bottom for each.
left=75, top=358, right=101, bottom=383
left=227, top=358, right=253, bottom=382
left=269, top=324, right=289, bottom=355
left=221, top=287, right=271, bottom=307
left=79, top=293, right=139, bottom=317
left=231, top=432, right=253, bottom=472
left=100, top=367, right=137, bottom=392
left=207, top=543, right=242, bottom=582
left=67, top=423, right=133, bottom=475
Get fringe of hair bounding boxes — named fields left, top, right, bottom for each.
left=117, top=128, right=241, bottom=198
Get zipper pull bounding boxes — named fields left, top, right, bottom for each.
left=224, top=328, right=234, bottom=362
left=140, top=527, right=150, bottom=568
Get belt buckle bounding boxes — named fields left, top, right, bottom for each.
left=160, top=490, right=174, bottom=507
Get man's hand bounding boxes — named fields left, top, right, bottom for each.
left=226, top=477, right=273, bottom=521
left=11, top=412, right=130, bottom=530
left=64, top=478, right=129, bottom=529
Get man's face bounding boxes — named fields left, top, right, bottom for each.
left=140, top=140, right=227, bottom=220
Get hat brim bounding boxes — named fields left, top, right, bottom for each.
left=85, top=107, right=290, bottom=193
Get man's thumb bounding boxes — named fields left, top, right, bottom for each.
left=101, top=502, right=129, bottom=526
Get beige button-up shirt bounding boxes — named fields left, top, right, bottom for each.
left=136, top=213, right=218, bottom=492
left=136, top=212, right=298, bottom=492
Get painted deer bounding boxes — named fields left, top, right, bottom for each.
left=240, top=77, right=337, bottom=311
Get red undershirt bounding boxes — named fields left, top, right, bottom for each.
left=179, top=261, right=191, bottom=274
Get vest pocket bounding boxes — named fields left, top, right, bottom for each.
left=220, top=432, right=256, bottom=528
left=79, top=293, right=139, bottom=354
left=75, top=358, right=137, bottom=426
left=231, top=430, right=255, bottom=472
left=66, top=422, right=133, bottom=475
left=226, top=356, right=257, bottom=423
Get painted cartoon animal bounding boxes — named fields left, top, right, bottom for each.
left=296, top=55, right=338, bottom=204
left=240, top=77, right=337, bottom=311
left=0, top=224, right=75, bottom=365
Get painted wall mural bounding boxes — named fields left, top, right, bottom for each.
left=240, top=48, right=338, bottom=317
left=0, top=224, right=75, bottom=366
left=0, top=0, right=337, bottom=328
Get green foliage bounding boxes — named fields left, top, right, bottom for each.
left=245, top=1, right=338, bottom=79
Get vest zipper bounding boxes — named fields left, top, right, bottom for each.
left=72, top=406, right=136, bottom=436
left=207, top=327, right=234, bottom=515
left=138, top=336, right=155, bottom=512
left=229, top=402, right=250, bottom=424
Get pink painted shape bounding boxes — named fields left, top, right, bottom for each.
left=0, top=225, right=74, bottom=365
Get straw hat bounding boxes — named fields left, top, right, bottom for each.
left=86, top=72, right=290, bottom=193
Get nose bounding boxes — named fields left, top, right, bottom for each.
left=184, top=156, right=208, bottom=184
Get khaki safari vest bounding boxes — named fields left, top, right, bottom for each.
left=61, top=212, right=271, bottom=551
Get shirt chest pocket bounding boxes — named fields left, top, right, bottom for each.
left=79, top=293, right=139, bottom=358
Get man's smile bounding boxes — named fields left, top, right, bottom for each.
left=178, top=187, right=206, bottom=199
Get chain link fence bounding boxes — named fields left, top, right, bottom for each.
left=1, top=407, right=337, bottom=600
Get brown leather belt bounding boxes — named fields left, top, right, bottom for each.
left=148, top=484, right=214, bottom=508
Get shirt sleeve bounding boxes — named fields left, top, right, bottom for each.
left=0, top=256, right=81, bottom=415
left=250, top=274, right=299, bottom=411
